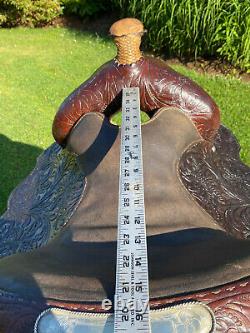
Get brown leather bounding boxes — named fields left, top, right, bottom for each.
left=109, top=18, right=144, bottom=64
left=109, top=18, right=144, bottom=36
left=0, top=17, right=248, bottom=333
left=153, top=278, right=250, bottom=332
left=179, top=125, right=250, bottom=240
left=52, top=57, right=220, bottom=146
left=53, top=19, right=220, bottom=145
left=0, top=109, right=249, bottom=307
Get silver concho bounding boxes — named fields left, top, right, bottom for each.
left=34, top=302, right=215, bottom=333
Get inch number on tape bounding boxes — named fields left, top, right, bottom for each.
left=114, top=87, right=150, bottom=333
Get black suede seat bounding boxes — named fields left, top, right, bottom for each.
left=0, top=228, right=250, bottom=303
left=0, top=109, right=249, bottom=304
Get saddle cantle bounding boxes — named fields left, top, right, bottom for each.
left=0, top=18, right=249, bottom=333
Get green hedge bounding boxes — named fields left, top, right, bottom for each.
left=1, top=0, right=249, bottom=71
left=61, top=0, right=108, bottom=18
left=113, top=0, right=250, bottom=72
left=0, top=0, right=62, bottom=27
left=0, top=0, right=110, bottom=27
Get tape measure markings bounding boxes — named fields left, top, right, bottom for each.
left=114, top=87, right=150, bottom=333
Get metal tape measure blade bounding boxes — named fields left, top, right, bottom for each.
left=114, top=87, right=150, bottom=332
